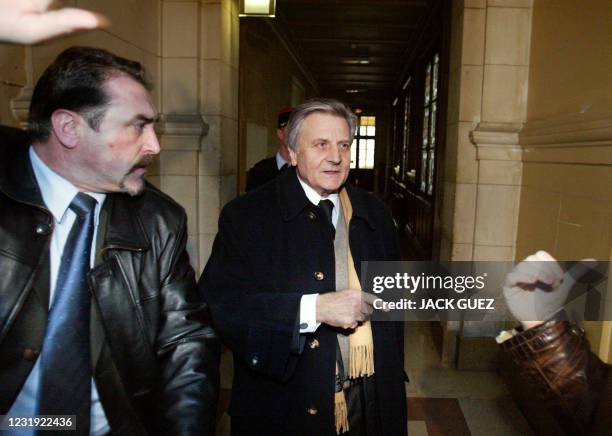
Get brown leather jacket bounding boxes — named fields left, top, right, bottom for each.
left=501, top=320, right=611, bottom=435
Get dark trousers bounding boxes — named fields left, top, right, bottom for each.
left=343, top=376, right=381, bottom=436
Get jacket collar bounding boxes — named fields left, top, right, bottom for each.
left=0, top=141, right=149, bottom=252
left=100, top=193, right=150, bottom=252
left=277, top=166, right=376, bottom=230
left=0, top=138, right=46, bottom=209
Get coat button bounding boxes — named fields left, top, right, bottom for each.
left=314, top=271, right=324, bottom=281
left=23, top=348, right=40, bottom=361
left=307, top=406, right=318, bottom=415
left=308, top=211, right=317, bottom=220
left=35, top=223, right=52, bottom=235
left=308, top=339, right=320, bottom=349
left=251, top=356, right=259, bottom=366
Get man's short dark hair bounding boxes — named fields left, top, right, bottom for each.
left=28, top=46, right=151, bottom=142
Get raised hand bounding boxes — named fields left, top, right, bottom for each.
left=503, top=250, right=596, bottom=329
left=0, top=0, right=108, bottom=44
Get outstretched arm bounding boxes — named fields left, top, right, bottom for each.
left=0, top=0, right=108, bottom=44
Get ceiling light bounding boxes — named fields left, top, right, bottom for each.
left=342, top=59, right=370, bottom=65
left=346, top=89, right=360, bottom=94
left=239, top=0, right=276, bottom=17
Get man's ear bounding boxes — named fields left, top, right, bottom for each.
left=288, top=145, right=298, bottom=166
left=50, top=109, right=82, bottom=149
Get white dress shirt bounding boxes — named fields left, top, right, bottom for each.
left=6, top=147, right=109, bottom=436
left=296, top=173, right=340, bottom=334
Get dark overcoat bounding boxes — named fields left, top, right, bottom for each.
left=245, top=156, right=280, bottom=191
left=200, top=167, right=407, bottom=436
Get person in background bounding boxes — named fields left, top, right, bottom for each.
left=245, top=107, right=294, bottom=191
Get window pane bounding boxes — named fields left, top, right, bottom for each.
left=366, top=148, right=375, bottom=169
left=420, top=150, right=427, bottom=192
left=402, top=95, right=410, bottom=179
left=433, top=53, right=440, bottom=99
left=430, top=102, right=437, bottom=147
left=367, top=126, right=376, bottom=136
left=370, top=116, right=376, bottom=126
left=424, top=63, right=432, bottom=105
left=360, top=125, right=367, bottom=136
left=350, top=139, right=357, bottom=169
left=427, top=150, right=435, bottom=195
left=422, top=109, right=429, bottom=147
left=359, top=146, right=366, bottom=168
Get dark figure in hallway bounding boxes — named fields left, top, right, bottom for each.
left=201, top=99, right=407, bottom=436
left=500, top=251, right=611, bottom=435
left=0, top=124, right=29, bottom=148
left=245, top=107, right=293, bottom=191
left=0, top=46, right=220, bottom=436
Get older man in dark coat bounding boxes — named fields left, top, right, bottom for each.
left=200, top=99, right=406, bottom=436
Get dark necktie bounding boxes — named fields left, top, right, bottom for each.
left=37, top=192, right=97, bottom=436
left=318, top=199, right=335, bottom=239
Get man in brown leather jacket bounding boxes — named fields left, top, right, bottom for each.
left=500, top=251, right=611, bottom=435
left=0, top=47, right=220, bottom=435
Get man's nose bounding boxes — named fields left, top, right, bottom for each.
left=327, top=144, right=342, bottom=163
left=143, top=126, right=161, bottom=155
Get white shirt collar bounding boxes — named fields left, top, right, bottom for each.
left=29, top=146, right=106, bottom=223
left=296, top=171, right=339, bottom=211
left=275, top=151, right=289, bottom=170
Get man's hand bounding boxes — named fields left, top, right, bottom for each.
left=503, top=250, right=596, bottom=330
left=0, top=0, right=108, bottom=44
left=316, top=288, right=377, bottom=329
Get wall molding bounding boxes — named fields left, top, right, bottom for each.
left=155, top=113, right=209, bottom=151
left=470, top=122, right=524, bottom=161
left=519, top=111, right=612, bottom=165
left=10, top=85, right=33, bottom=128
left=520, top=110, right=612, bottom=147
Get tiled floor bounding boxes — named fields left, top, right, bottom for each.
left=215, top=321, right=533, bottom=435
left=404, top=322, right=533, bottom=435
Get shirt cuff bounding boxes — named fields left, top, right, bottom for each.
left=299, top=294, right=321, bottom=333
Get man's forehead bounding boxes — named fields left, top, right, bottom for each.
left=301, top=113, right=350, bottom=136
left=103, top=74, right=156, bottom=113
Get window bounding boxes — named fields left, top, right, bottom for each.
left=420, top=53, right=439, bottom=195
left=350, top=115, right=376, bottom=169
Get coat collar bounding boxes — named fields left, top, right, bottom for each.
left=0, top=136, right=46, bottom=209
left=100, top=193, right=150, bottom=252
left=276, top=166, right=376, bottom=230
left=0, top=141, right=149, bottom=252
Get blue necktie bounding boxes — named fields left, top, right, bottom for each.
left=37, top=193, right=97, bottom=435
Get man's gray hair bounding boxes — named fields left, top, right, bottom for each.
left=286, top=99, right=358, bottom=151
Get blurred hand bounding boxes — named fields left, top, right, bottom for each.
left=316, top=288, right=377, bottom=329
left=503, top=250, right=596, bottom=330
left=0, top=0, right=108, bottom=44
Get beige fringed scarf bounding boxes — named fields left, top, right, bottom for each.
left=334, top=188, right=375, bottom=434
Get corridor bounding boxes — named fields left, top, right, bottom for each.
left=0, top=0, right=609, bottom=434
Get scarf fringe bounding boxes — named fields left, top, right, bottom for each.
left=334, top=390, right=349, bottom=434
left=348, top=341, right=375, bottom=378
